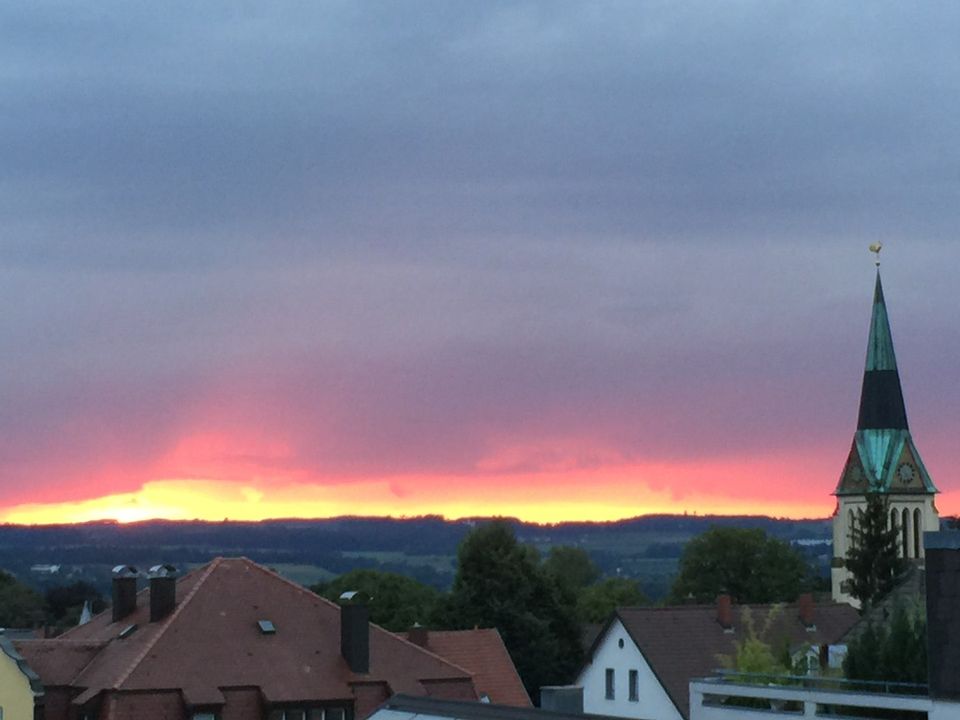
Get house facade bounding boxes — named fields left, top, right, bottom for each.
left=577, top=617, right=681, bottom=720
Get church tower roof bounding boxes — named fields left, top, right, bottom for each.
left=857, top=271, right=908, bottom=430
left=835, top=269, right=937, bottom=496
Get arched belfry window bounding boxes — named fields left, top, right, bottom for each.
left=901, top=508, right=910, bottom=559
left=914, top=508, right=922, bottom=558
left=848, top=509, right=856, bottom=548
left=890, top=509, right=899, bottom=554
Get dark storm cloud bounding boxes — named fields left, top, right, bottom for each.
left=2, top=1, right=959, bottom=501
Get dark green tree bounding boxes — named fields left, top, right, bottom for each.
left=844, top=603, right=926, bottom=683
left=311, top=569, right=439, bottom=632
left=0, top=570, right=45, bottom=628
left=845, top=493, right=907, bottom=611
left=44, top=581, right=106, bottom=627
left=441, top=521, right=583, bottom=701
left=576, top=577, right=648, bottom=623
left=669, top=527, right=810, bottom=604
left=543, top=546, right=600, bottom=592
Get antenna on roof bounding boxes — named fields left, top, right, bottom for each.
left=869, top=242, right=883, bottom=267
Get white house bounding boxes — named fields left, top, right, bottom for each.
left=577, top=615, right=683, bottom=720
left=576, top=598, right=858, bottom=720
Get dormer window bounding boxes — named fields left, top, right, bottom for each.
left=270, top=707, right=348, bottom=720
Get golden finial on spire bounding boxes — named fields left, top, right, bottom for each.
left=869, top=242, right=883, bottom=267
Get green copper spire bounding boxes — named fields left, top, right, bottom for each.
left=834, top=267, right=937, bottom=496
left=857, top=271, right=908, bottom=430
left=864, top=272, right=898, bottom=372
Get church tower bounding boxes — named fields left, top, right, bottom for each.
left=831, top=267, right=939, bottom=604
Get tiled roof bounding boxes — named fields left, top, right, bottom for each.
left=600, top=602, right=859, bottom=719
left=404, top=629, right=531, bottom=707
left=25, top=558, right=476, bottom=716
left=15, top=639, right=104, bottom=686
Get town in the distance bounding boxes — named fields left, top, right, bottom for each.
left=1, top=262, right=955, bottom=719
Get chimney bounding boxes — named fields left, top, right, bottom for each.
left=924, top=531, right=960, bottom=700
left=148, top=564, right=178, bottom=622
left=111, top=565, right=140, bottom=622
left=540, top=686, right=583, bottom=714
left=339, top=591, right=370, bottom=674
left=798, top=593, right=815, bottom=630
left=716, top=594, right=733, bottom=630
left=408, top=623, right=428, bottom=648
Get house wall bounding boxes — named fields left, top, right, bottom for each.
left=105, top=690, right=184, bottom=720
left=576, top=618, right=682, bottom=720
left=0, top=643, right=38, bottom=720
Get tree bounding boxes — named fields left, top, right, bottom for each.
left=441, top=521, right=583, bottom=701
left=845, top=493, right=907, bottom=610
left=718, top=605, right=791, bottom=675
left=543, top=546, right=600, bottom=592
left=576, top=578, right=648, bottom=623
left=311, top=569, right=439, bottom=632
left=844, top=603, right=926, bottom=683
left=669, top=527, right=811, bottom=604
left=45, top=581, right=106, bottom=627
left=0, top=570, right=45, bottom=628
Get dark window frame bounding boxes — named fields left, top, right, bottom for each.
left=628, top=669, right=639, bottom=702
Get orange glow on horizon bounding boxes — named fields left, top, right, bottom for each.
left=0, top=454, right=884, bottom=526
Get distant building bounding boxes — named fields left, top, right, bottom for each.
left=0, top=558, right=490, bottom=720
left=831, top=270, right=939, bottom=604
left=576, top=597, right=857, bottom=720
left=29, top=565, right=61, bottom=575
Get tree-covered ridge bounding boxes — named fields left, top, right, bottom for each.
left=0, top=514, right=834, bottom=603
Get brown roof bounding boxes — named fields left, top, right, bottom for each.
left=15, top=640, right=104, bottom=686
left=598, top=601, right=859, bottom=719
left=403, top=629, right=531, bottom=707
left=24, top=558, right=477, bottom=717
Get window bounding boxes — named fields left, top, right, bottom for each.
left=902, top=508, right=910, bottom=558
left=192, top=714, right=216, bottom=720
left=628, top=669, right=639, bottom=702
left=605, top=668, right=615, bottom=699
left=914, top=508, right=922, bottom=558
left=273, top=708, right=346, bottom=720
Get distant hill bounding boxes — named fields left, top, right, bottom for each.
left=0, top=514, right=832, bottom=601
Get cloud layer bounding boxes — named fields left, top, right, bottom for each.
left=2, top=2, right=959, bottom=520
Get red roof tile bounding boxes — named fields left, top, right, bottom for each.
left=27, top=557, right=478, bottom=719
left=404, top=629, right=531, bottom=707
left=15, top=639, right=104, bottom=686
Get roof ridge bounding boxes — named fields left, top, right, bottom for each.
left=112, top=557, right=223, bottom=689
left=241, top=556, right=344, bottom=611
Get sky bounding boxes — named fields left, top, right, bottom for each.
left=2, top=2, right=959, bottom=525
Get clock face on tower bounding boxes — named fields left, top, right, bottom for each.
left=897, top=463, right=916, bottom=486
